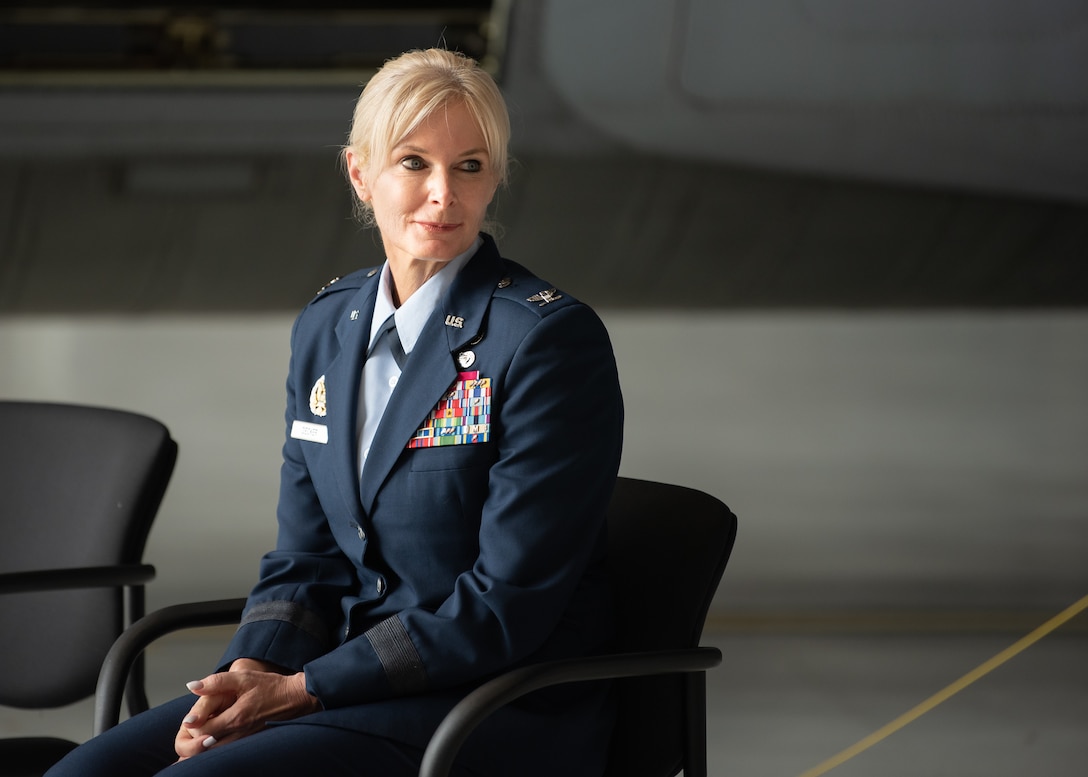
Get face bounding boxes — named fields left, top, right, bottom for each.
left=347, top=100, right=499, bottom=272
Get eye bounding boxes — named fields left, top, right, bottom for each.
left=460, top=159, right=483, bottom=173
left=400, top=156, right=425, bottom=171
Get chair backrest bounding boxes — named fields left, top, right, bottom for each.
left=603, top=477, right=738, bottom=777
left=0, top=401, right=177, bottom=708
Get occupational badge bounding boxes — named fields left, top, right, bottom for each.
left=309, top=375, right=328, bottom=417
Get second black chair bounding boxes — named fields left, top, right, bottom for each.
left=94, top=476, right=737, bottom=777
left=0, top=401, right=177, bottom=777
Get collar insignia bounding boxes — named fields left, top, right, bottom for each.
left=527, top=288, right=563, bottom=306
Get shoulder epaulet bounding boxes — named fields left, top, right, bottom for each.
left=310, top=266, right=377, bottom=302
left=491, top=260, right=575, bottom=315
left=316, top=276, right=341, bottom=294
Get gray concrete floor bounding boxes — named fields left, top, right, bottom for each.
left=706, top=619, right=1088, bottom=776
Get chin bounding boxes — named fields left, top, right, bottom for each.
left=417, top=239, right=471, bottom=261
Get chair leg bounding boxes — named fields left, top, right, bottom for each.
left=683, top=671, right=709, bottom=777
left=124, top=585, right=151, bottom=716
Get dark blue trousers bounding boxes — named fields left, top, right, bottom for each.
left=45, top=696, right=478, bottom=777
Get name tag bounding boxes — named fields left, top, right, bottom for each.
left=291, top=420, right=328, bottom=444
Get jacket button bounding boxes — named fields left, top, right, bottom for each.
left=357, top=526, right=366, bottom=541
left=375, top=577, right=386, bottom=595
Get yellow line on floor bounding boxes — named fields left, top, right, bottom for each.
left=794, top=593, right=1088, bottom=777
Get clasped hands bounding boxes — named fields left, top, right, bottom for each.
left=175, top=658, right=321, bottom=761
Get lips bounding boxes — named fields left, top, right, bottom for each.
left=417, top=221, right=461, bottom=232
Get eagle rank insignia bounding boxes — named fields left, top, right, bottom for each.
left=527, top=288, right=563, bottom=306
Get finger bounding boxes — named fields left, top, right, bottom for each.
left=186, top=673, right=240, bottom=697
left=181, top=693, right=257, bottom=746
left=174, top=727, right=208, bottom=759
left=175, top=723, right=247, bottom=759
left=181, top=693, right=232, bottom=729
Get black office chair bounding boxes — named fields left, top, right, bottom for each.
left=94, top=477, right=737, bottom=777
left=0, top=401, right=177, bottom=777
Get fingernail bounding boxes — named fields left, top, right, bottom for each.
left=186, top=681, right=204, bottom=692
left=202, top=736, right=217, bottom=748
left=182, top=714, right=197, bottom=725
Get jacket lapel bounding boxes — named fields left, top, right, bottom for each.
left=327, top=281, right=378, bottom=523
left=359, top=239, right=503, bottom=512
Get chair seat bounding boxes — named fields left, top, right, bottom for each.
left=0, top=737, right=80, bottom=777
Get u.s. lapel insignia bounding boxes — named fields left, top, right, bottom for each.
left=527, top=288, right=563, bottom=306
left=457, top=350, right=476, bottom=369
left=309, top=375, right=327, bottom=417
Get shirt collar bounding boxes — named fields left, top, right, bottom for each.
left=370, top=235, right=481, bottom=355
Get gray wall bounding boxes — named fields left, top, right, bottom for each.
left=3, top=310, right=1085, bottom=613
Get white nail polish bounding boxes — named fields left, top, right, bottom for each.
left=186, top=681, right=203, bottom=692
left=182, top=714, right=197, bottom=725
left=202, top=736, right=217, bottom=748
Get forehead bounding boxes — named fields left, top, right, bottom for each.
left=392, top=101, right=487, bottom=152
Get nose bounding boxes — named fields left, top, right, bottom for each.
left=428, top=168, right=455, bottom=207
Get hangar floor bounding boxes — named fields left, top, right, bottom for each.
left=706, top=617, right=1088, bottom=777
left=2, top=618, right=1086, bottom=776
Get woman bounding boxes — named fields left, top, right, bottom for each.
left=47, top=48, right=623, bottom=777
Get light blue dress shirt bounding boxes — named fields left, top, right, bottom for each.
left=356, top=237, right=480, bottom=476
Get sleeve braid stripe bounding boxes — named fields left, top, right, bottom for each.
left=364, top=615, right=429, bottom=694
left=240, top=601, right=332, bottom=648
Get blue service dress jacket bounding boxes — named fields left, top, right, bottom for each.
left=218, top=234, right=625, bottom=777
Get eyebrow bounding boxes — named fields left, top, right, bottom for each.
left=396, top=144, right=490, bottom=158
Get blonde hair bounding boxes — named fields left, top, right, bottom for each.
left=343, top=48, right=510, bottom=223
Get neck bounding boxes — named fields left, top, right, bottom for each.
left=387, top=259, right=448, bottom=307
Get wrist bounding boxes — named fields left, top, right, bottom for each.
left=292, top=671, right=321, bottom=713
left=231, top=658, right=282, bottom=674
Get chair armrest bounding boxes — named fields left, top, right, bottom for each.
left=419, top=646, right=722, bottom=777
left=0, top=564, right=156, bottom=595
left=93, top=597, right=247, bottom=735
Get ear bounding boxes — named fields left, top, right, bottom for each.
left=344, top=149, right=371, bottom=202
